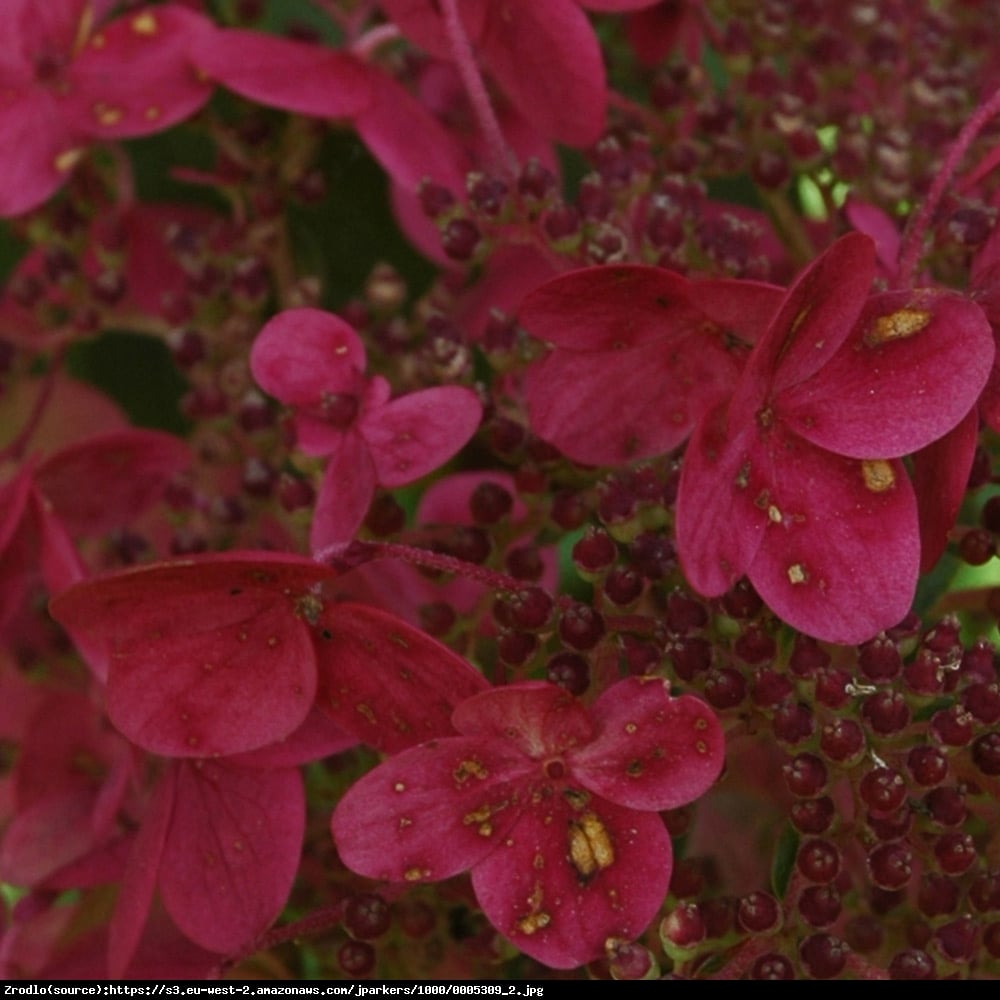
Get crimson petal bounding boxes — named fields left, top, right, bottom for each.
left=570, top=678, right=724, bottom=810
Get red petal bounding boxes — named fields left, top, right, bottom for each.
left=471, top=795, right=672, bottom=968
left=331, top=737, right=528, bottom=883
left=251, top=307, right=366, bottom=406
left=64, top=5, right=214, bottom=138
left=362, top=386, right=481, bottom=487
left=226, top=707, right=356, bottom=769
left=525, top=331, right=743, bottom=465
left=731, top=233, right=875, bottom=425
left=570, top=678, right=724, bottom=810
left=108, top=766, right=176, bottom=978
left=745, top=426, right=919, bottom=644
left=310, top=432, right=377, bottom=551
left=49, top=554, right=332, bottom=756
left=520, top=265, right=699, bottom=352
left=912, top=409, right=979, bottom=571
left=191, top=28, right=372, bottom=119
left=676, top=402, right=766, bottom=596
left=451, top=683, right=594, bottom=758
left=35, top=429, right=190, bottom=535
left=159, top=761, right=304, bottom=955
left=479, top=0, right=606, bottom=146
left=380, top=0, right=488, bottom=59
left=315, top=603, right=489, bottom=752
left=355, top=70, right=468, bottom=193
left=0, top=89, right=76, bottom=217
left=780, top=290, right=994, bottom=457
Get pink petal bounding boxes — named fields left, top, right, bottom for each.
left=355, top=70, right=468, bottom=194
left=331, top=737, right=529, bottom=883
left=226, top=707, right=356, bottom=769
left=452, top=683, right=594, bottom=758
left=34, top=429, right=190, bottom=535
left=675, top=402, right=767, bottom=596
left=570, top=678, right=724, bottom=810
left=845, top=196, right=901, bottom=276
left=380, top=0, right=489, bottom=59
left=912, top=409, right=980, bottom=571
left=780, top=290, right=994, bottom=458
left=362, top=386, right=481, bottom=487
left=745, top=426, right=920, bottom=644
left=315, top=603, right=489, bottom=752
left=731, top=233, right=875, bottom=426
left=49, top=554, right=332, bottom=756
left=108, top=766, right=176, bottom=979
left=159, top=761, right=304, bottom=955
left=250, top=307, right=367, bottom=406
left=525, top=330, right=744, bottom=465
left=190, top=29, right=372, bottom=119
left=309, top=431, right=377, bottom=551
left=519, top=265, right=700, bottom=351
left=0, top=790, right=102, bottom=885
left=64, top=5, right=214, bottom=139
left=479, top=0, right=607, bottom=146
left=471, top=795, right=672, bottom=968
left=0, top=88, right=78, bottom=217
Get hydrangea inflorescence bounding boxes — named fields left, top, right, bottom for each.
left=4, top=0, right=1000, bottom=982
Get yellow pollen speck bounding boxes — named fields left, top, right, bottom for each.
left=454, top=758, right=489, bottom=783
left=568, top=812, right=615, bottom=879
left=403, top=867, right=430, bottom=882
left=694, top=717, right=708, bottom=731
left=90, top=32, right=106, bottom=50
left=143, top=106, right=162, bottom=122
left=768, top=504, right=782, bottom=524
left=625, top=722, right=637, bottom=734
left=334, top=344, right=348, bottom=355
left=393, top=782, right=405, bottom=793
left=131, top=11, right=159, bottom=35
left=696, top=740, right=708, bottom=754
left=53, top=147, right=84, bottom=175
left=516, top=912, right=551, bottom=935
left=868, top=309, right=931, bottom=345
left=787, top=563, right=807, bottom=585
left=356, top=703, right=376, bottom=724
left=93, top=102, right=123, bottom=126
left=862, top=459, right=895, bottom=493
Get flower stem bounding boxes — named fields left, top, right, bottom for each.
left=896, top=85, right=1000, bottom=286
left=438, top=0, right=517, bottom=177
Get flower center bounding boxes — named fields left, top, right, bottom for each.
left=543, top=757, right=566, bottom=780
left=320, top=392, right=359, bottom=429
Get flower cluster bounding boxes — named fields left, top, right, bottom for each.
left=4, top=0, right=1000, bottom=983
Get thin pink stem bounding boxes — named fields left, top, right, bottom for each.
left=318, top=538, right=574, bottom=609
left=897, top=85, right=1000, bottom=286
left=438, top=0, right=517, bottom=177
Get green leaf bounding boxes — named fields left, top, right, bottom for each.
left=771, top=823, right=799, bottom=899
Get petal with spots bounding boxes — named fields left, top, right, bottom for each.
left=451, top=683, right=594, bottom=760
left=569, top=679, right=724, bottom=810
left=471, top=794, right=672, bottom=969
left=331, top=737, right=530, bottom=883
left=159, top=760, right=304, bottom=955
left=315, top=602, right=488, bottom=753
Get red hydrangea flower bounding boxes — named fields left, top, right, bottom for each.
left=332, top=677, right=724, bottom=969
left=250, top=308, right=482, bottom=552
left=676, top=233, right=994, bottom=644
left=0, top=2, right=214, bottom=216
left=520, top=265, right=784, bottom=465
